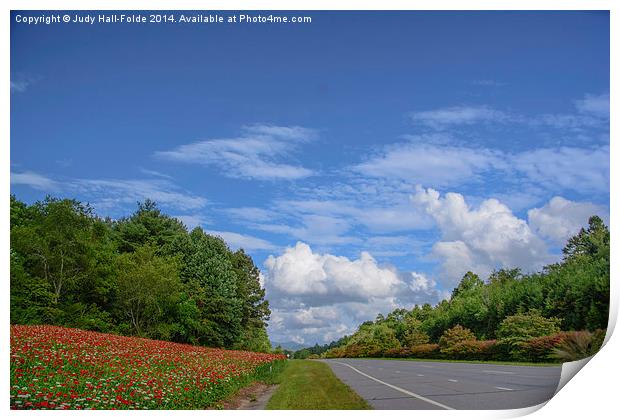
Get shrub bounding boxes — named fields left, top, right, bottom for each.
left=439, top=325, right=476, bottom=352
left=519, top=332, right=569, bottom=362
left=443, top=339, right=498, bottom=360
left=497, top=310, right=562, bottom=347
left=383, top=347, right=405, bottom=358
left=409, top=343, right=440, bottom=358
left=403, top=330, right=430, bottom=347
left=496, top=310, right=562, bottom=359
left=553, top=330, right=605, bottom=362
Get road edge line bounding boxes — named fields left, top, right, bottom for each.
left=332, top=361, right=454, bottom=410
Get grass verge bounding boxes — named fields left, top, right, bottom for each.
left=266, top=360, right=371, bottom=409
left=358, top=357, right=561, bottom=367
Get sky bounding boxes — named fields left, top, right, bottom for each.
left=10, top=11, right=610, bottom=346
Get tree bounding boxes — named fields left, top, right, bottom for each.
left=11, top=197, right=98, bottom=306
left=563, top=216, right=609, bottom=260
left=115, top=245, right=182, bottom=337
left=230, top=249, right=271, bottom=349
left=496, top=309, right=561, bottom=348
left=451, top=271, right=483, bottom=299
left=170, top=228, right=243, bottom=347
left=438, top=325, right=476, bottom=350
left=114, top=199, right=187, bottom=254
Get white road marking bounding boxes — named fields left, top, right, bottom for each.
left=495, top=387, right=514, bottom=391
left=333, top=362, right=454, bottom=410
left=448, top=379, right=458, bottom=382
left=417, top=374, right=425, bottom=377
left=482, top=370, right=515, bottom=375
left=421, top=365, right=433, bottom=368
left=395, top=370, right=401, bottom=373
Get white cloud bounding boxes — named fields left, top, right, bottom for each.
left=514, top=145, right=609, bottom=194
left=226, top=207, right=277, bottom=223
left=410, top=106, right=510, bottom=128
left=173, top=214, right=210, bottom=230
left=204, top=230, right=276, bottom=251
left=139, top=168, right=174, bottom=179
left=354, top=142, right=505, bottom=187
left=471, top=79, right=505, bottom=87
left=276, top=198, right=432, bottom=233
left=353, top=138, right=608, bottom=196
left=253, top=214, right=361, bottom=246
left=155, top=124, right=316, bottom=180
left=263, top=242, right=439, bottom=305
left=11, top=171, right=59, bottom=190
left=73, top=178, right=207, bottom=211
left=528, top=196, right=607, bottom=244
left=574, top=93, right=609, bottom=118
left=412, top=186, right=552, bottom=284
left=11, top=170, right=208, bottom=213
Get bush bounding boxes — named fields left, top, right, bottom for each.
left=439, top=325, right=476, bottom=352
left=496, top=310, right=562, bottom=359
left=553, top=330, right=606, bottom=362
left=409, top=343, right=440, bottom=358
left=443, top=339, right=498, bottom=360
left=497, top=310, right=561, bottom=346
left=519, top=332, right=569, bottom=361
left=383, top=348, right=405, bottom=358
left=403, top=330, right=430, bottom=347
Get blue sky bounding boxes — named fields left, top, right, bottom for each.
left=11, top=11, right=609, bottom=346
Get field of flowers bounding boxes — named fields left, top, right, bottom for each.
left=10, top=325, right=286, bottom=409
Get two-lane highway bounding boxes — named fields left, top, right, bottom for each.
left=322, top=358, right=562, bottom=409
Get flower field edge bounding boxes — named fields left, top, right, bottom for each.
left=10, top=324, right=287, bottom=410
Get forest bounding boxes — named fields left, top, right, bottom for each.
left=295, top=216, right=610, bottom=362
left=10, top=195, right=272, bottom=352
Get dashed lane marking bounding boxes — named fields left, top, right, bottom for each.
left=482, top=370, right=515, bottom=375
left=333, top=362, right=454, bottom=410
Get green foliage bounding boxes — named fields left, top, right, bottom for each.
left=10, top=195, right=272, bottom=352
left=324, top=216, right=608, bottom=363
left=438, top=325, right=476, bottom=351
left=114, top=245, right=182, bottom=337
left=451, top=271, right=483, bottom=299
left=496, top=310, right=561, bottom=347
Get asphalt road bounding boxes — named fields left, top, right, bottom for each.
left=321, top=358, right=562, bottom=410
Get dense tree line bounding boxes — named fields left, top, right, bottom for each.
left=10, top=195, right=272, bottom=352
left=322, top=216, right=610, bottom=362
left=293, top=336, right=351, bottom=359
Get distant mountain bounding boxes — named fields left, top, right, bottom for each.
left=272, top=341, right=306, bottom=351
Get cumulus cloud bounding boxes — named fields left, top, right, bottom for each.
left=528, top=196, right=608, bottom=244
left=265, top=242, right=404, bottom=300
left=263, top=242, right=442, bottom=344
left=412, top=187, right=552, bottom=284
left=154, top=124, right=316, bottom=180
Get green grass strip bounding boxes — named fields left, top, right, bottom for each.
left=266, top=360, right=371, bottom=410
left=364, top=357, right=562, bottom=367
